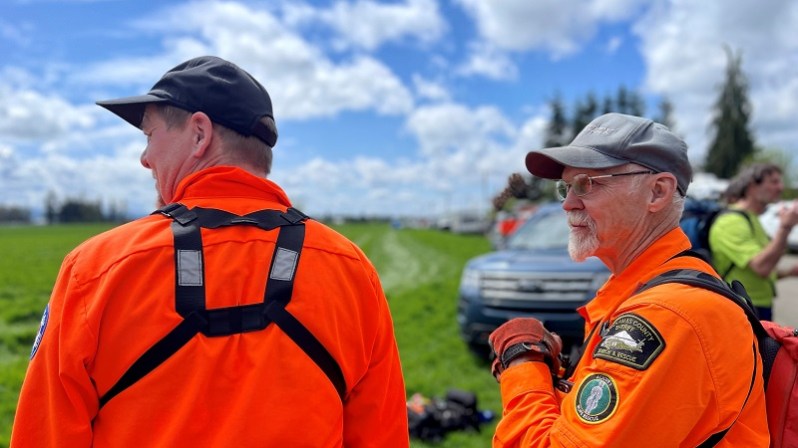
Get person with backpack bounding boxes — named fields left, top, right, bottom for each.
left=709, top=163, right=798, bottom=320
left=489, top=113, right=769, bottom=446
left=11, top=56, right=409, bottom=447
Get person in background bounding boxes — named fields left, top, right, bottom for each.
left=488, top=113, right=768, bottom=446
left=11, top=56, right=409, bottom=447
left=710, top=162, right=798, bottom=320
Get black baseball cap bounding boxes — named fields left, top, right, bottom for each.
left=525, top=113, right=692, bottom=195
left=96, top=56, right=277, bottom=147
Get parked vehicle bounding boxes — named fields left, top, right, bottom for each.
left=456, top=202, right=610, bottom=356
left=450, top=212, right=491, bottom=235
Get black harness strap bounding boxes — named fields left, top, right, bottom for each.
left=265, top=301, right=347, bottom=399
left=635, top=269, right=759, bottom=448
left=98, top=204, right=345, bottom=408
left=99, top=312, right=206, bottom=408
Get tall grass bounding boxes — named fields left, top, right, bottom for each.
left=0, top=222, right=496, bottom=447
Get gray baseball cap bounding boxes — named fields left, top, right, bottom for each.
left=525, top=112, right=692, bottom=195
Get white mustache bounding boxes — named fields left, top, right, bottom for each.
left=567, top=212, right=593, bottom=227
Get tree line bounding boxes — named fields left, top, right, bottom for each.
left=494, top=45, right=767, bottom=212
left=0, top=193, right=129, bottom=224
left=44, top=192, right=129, bottom=224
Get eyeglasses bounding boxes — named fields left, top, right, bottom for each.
left=556, top=170, right=654, bottom=201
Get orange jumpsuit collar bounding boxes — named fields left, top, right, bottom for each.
left=579, top=227, right=693, bottom=326
left=171, top=166, right=292, bottom=206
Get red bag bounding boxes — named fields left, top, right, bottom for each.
left=761, top=321, right=798, bottom=448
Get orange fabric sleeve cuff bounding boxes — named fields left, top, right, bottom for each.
left=500, top=360, right=556, bottom=406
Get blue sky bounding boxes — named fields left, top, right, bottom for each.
left=2, top=0, right=797, bottom=220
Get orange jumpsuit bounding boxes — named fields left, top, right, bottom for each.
left=11, top=166, right=409, bottom=447
left=494, top=228, right=769, bottom=447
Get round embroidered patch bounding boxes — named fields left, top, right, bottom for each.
left=575, top=373, right=618, bottom=424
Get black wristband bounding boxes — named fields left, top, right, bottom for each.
left=500, top=342, right=549, bottom=369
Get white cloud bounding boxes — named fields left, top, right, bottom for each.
left=76, top=1, right=415, bottom=120
left=0, top=145, right=155, bottom=219
left=9, top=0, right=798, bottom=221
left=412, top=74, right=451, bottom=102
left=0, top=84, right=96, bottom=142
left=455, top=0, right=645, bottom=57
left=270, top=102, right=541, bottom=217
left=283, top=0, right=446, bottom=52
left=405, top=103, right=516, bottom=157
left=0, top=19, right=32, bottom=48
left=635, top=0, right=798, bottom=165
left=456, top=41, right=519, bottom=80
left=605, top=36, right=623, bottom=54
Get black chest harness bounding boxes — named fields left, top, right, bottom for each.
left=98, top=203, right=346, bottom=408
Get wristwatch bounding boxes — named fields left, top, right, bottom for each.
left=500, top=342, right=546, bottom=369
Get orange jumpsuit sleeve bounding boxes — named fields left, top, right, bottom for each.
left=493, top=284, right=768, bottom=447
left=343, top=255, right=409, bottom=447
left=11, top=251, right=99, bottom=447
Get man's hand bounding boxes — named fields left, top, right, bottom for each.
left=777, top=200, right=798, bottom=230
left=488, top=318, right=562, bottom=381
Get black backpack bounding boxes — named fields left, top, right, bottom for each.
left=679, top=198, right=751, bottom=265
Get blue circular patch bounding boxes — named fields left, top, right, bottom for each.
left=575, top=373, right=618, bottom=424
left=30, top=304, right=49, bottom=360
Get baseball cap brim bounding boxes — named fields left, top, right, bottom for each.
left=96, top=94, right=171, bottom=130
left=526, top=145, right=628, bottom=180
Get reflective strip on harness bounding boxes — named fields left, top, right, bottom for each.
left=270, top=248, right=298, bottom=281
left=98, top=204, right=346, bottom=408
left=177, top=250, right=203, bottom=286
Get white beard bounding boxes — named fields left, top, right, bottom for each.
left=567, top=212, right=599, bottom=262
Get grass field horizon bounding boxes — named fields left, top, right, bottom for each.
left=0, top=222, right=498, bottom=447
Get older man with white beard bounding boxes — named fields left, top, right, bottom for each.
left=487, top=113, right=769, bottom=447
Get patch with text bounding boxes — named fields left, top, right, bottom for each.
left=593, top=313, right=665, bottom=370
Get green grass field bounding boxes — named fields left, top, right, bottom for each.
left=0, top=222, right=497, bottom=447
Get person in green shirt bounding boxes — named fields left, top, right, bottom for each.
left=709, top=163, right=798, bottom=320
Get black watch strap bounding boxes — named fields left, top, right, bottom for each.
left=501, top=342, right=549, bottom=369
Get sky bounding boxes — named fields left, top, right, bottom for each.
left=1, top=0, right=797, bottom=221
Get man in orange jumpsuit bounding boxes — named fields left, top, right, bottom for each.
left=11, top=56, right=409, bottom=447
left=489, top=113, right=769, bottom=446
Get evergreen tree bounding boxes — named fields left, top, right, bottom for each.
left=704, top=46, right=756, bottom=178
left=616, top=86, right=630, bottom=114
left=572, top=93, right=599, bottom=135
left=655, top=97, right=676, bottom=129
left=45, top=191, right=58, bottom=224
left=601, top=95, right=614, bottom=115
left=543, top=94, right=569, bottom=147
left=627, top=90, right=645, bottom=117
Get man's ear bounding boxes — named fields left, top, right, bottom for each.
left=189, top=112, right=214, bottom=158
left=649, top=173, right=678, bottom=212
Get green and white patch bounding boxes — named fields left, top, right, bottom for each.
left=575, top=373, right=618, bottom=424
left=593, top=313, right=665, bottom=370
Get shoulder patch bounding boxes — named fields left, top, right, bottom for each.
left=30, top=304, right=49, bottom=360
left=593, top=313, right=665, bottom=370
left=575, top=373, right=619, bottom=424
